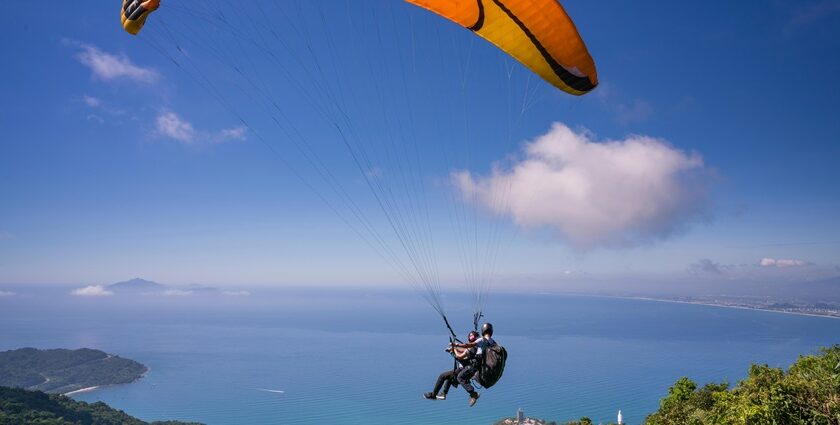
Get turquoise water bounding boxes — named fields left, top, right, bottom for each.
left=1, top=289, right=838, bottom=424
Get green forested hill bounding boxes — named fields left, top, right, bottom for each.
left=0, top=386, right=202, bottom=425
left=645, top=345, right=840, bottom=425
left=498, top=345, right=839, bottom=425
left=0, top=348, right=147, bottom=394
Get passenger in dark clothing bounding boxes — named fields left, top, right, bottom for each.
left=451, top=322, right=496, bottom=406
left=424, top=331, right=477, bottom=401
left=430, top=369, right=457, bottom=398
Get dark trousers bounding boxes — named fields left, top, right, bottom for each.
left=432, top=369, right=458, bottom=395
left=457, top=365, right=477, bottom=394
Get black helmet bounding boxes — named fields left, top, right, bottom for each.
left=481, top=322, right=494, bottom=337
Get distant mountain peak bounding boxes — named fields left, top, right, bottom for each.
left=107, top=278, right=166, bottom=291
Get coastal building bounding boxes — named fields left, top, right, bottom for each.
left=498, top=409, right=546, bottom=425
left=617, top=410, right=624, bottom=424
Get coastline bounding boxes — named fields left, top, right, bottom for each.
left=538, top=292, right=840, bottom=320
left=63, top=365, right=150, bottom=397
left=621, top=295, right=840, bottom=320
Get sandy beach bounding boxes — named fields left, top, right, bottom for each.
left=63, top=386, right=99, bottom=396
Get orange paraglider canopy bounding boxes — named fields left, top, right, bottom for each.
left=406, top=0, right=598, bottom=95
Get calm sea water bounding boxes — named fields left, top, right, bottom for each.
left=1, top=288, right=838, bottom=425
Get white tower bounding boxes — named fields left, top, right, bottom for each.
left=617, top=410, right=624, bottom=425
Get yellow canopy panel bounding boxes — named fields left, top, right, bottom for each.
left=406, top=0, right=598, bottom=95
left=121, top=0, right=160, bottom=35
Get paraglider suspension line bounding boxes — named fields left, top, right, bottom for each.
left=442, top=314, right=459, bottom=342
left=473, top=311, right=483, bottom=332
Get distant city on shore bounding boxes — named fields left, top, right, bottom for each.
left=631, top=295, right=840, bottom=319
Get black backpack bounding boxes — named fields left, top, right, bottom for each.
left=476, top=342, right=507, bottom=388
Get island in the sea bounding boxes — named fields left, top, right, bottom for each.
left=0, top=347, right=148, bottom=395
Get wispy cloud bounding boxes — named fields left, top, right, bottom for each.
left=86, top=114, right=105, bottom=124
left=163, top=289, right=193, bottom=296
left=610, top=98, right=653, bottom=125
left=786, top=0, right=840, bottom=32
left=454, top=123, right=712, bottom=249
left=366, top=167, right=384, bottom=180
left=67, top=40, right=159, bottom=83
left=595, top=83, right=653, bottom=125
left=759, top=258, right=812, bottom=268
left=220, top=127, right=247, bottom=141
left=71, top=285, right=114, bottom=297
left=222, top=290, right=251, bottom=296
left=82, top=95, right=126, bottom=115
left=163, top=289, right=193, bottom=297
left=83, top=95, right=101, bottom=108
left=0, top=291, right=16, bottom=297
left=727, top=241, right=840, bottom=248
left=156, top=111, right=247, bottom=145
left=81, top=95, right=129, bottom=125
left=690, top=258, right=724, bottom=275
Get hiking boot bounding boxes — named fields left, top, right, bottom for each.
left=423, top=392, right=436, bottom=400
left=468, top=391, right=480, bottom=406
left=436, top=393, right=446, bottom=400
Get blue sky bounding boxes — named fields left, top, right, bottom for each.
left=1, top=1, right=839, bottom=290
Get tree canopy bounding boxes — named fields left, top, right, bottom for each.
left=645, top=345, right=840, bottom=425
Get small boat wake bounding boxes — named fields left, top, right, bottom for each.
left=255, top=388, right=285, bottom=394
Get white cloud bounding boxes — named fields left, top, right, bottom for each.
left=156, top=112, right=196, bottom=142
left=72, top=285, right=114, bottom=297
left=759, top=258, right=811, bottom=268
left=156, top=111, right=247, bottom=145
left=219, top=126, right=247, bottom=141
left=222, top=290, right=251, bottom=296
left=163, top=289, right=193, bottom=296
left=0, top=291, right=15, bottom=297
left=83, top=95, right=101, bottom=108
left=454, top=123, right=711, bottom=249
left=69, top=41, right=159, bottom=83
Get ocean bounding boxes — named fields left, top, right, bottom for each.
left=1, top=288, right=838, bottom=424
